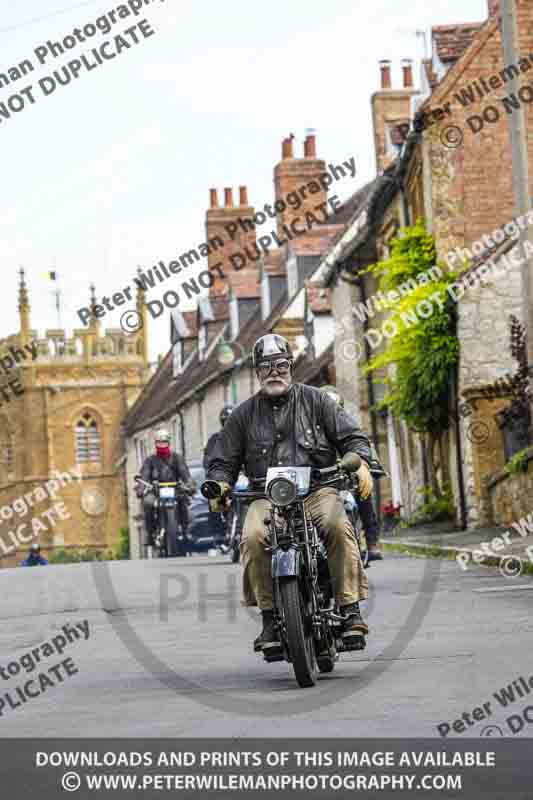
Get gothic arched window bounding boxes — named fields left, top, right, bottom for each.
left=75, top=413, right=101, bottom=463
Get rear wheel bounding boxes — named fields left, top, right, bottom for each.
left=279, top=577, right=317, bottom=688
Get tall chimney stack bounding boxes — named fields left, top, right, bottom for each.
left=304, top=133, right=317, bottom=158
left=281, top=136, right=294, bottom=159
left=205, top=187, right=256, bottom=296
left=402, top=59, right=413, bottom=88
left=274, top=134, right=327, bottom=238
left=379, top=59, right=392, bottom=89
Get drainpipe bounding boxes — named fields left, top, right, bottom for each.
left=176, top=407, right=186, bottom=461
left=452, top=363, right=468, bottom=530
left=358, top=271, right=382, bottom=525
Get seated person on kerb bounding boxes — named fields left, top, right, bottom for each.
left=21, top=543, right=48, bottom=566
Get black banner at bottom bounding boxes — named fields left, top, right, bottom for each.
left=0, top=738, right=531, bottom=798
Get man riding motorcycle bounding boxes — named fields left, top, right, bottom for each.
left=136, top=428, right=195, bottom=548
left=203, top=405, right=235, bottom=550
left=206, top=334, right=374, bottom=652
left=321, top=385, right=385, bottom=562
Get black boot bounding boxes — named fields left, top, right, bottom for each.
left=367, top=544, right=384, bottom=562
left=253, top=610, right=278, bottom=652
left=340, top=602, right=368, bottom=648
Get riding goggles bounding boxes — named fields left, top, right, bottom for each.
left=256, top=358, right=292, bottom=379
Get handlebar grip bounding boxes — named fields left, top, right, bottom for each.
left=340, top=452, right=362, bottom=473
left=201, top=480, right=222, bottom=499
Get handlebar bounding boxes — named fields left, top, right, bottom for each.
left=134, top=475, right=188, bottom=493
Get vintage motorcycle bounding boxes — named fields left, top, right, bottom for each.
left=134, top=476, right=191, bottom=558
left=226, top=473, right=250, bottom=563
left=202, top=451, right=366, bottom=689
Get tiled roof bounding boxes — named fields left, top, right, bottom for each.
left=328, top=180, right=377, bottom=228
left=432, top=23, right=484, bottom=64
left=305, top=281, right=332, bottom=314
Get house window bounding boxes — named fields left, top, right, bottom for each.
left=75, top=413, right=101, bottom=463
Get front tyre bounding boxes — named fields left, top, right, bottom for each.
left=279, top=577, right=317, bottom=688
left=164, top=507, right=179, bottom=557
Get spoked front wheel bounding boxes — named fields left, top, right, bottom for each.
left=279, top=577, right=317, bottom=688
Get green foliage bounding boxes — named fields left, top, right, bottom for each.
left=399, top=484, right=455, bottom=527
left=364, top=220, right=459, bottom=435
left=504, top=446, right=532, bottom=476
left=365, top=218, right=439, bottom=290
left=112, top=527, right=130, bottom=560
left=49, top=548, right=105, bottom=564
left=48, top=529, right=130, bottom=564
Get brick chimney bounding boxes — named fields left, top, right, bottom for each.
left=371, top=60, right=418, bottom=173
left=402, top=59, right=413, bottom=88
left=379, top=60, right=392, bottom=89
left=273, top=133, right=327, bottom=238
left=205, top=185, right=257, bottom=296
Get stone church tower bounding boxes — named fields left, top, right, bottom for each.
left=0, top=270, right=150, bottom=567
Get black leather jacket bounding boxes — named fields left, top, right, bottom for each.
left=203, top=431, right=222, bottom=471
left=207, top=383, right=372, bottom=486
left=139, top=453, right=194, bottom=493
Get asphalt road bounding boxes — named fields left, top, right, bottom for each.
left=1, top=552, right=533, bottom=738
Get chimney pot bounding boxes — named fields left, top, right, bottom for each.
left=224, top=187, right=233, bottom=207
left=281, top=136, right=294, bottom=159
left=379, top=59, right=392, bottom=90
left=304, top=134, right=317, bottom=158
left=209, top=188, right=218, bottom=208
left=402, top=58, right=413, bottom=88
left=239, top=186, right=248, bottom=206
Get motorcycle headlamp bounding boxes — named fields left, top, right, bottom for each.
left=266, top=476, right=298, bottom=507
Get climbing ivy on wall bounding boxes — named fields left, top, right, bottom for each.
left=363, top=220, right=460, bottom=497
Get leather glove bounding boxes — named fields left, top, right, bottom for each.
left=208, top=481, right=232, bottom=513
left=356, top=461, right=373, bottom=500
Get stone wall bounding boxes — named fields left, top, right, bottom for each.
left=457, top=241, right=524, bottom=526
left=488, top=456, right=533, bottom=527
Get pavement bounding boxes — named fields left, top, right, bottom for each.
left=1, top=548, right=533, bottom=739
left=381, top=518, right=533, bottom=578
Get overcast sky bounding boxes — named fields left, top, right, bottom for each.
left=1, top=0, right=487, bottom=362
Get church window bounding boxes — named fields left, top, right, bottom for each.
left=75, top=413, right=101, bottom=463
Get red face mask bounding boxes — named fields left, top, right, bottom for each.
left=156, top=444, right=171, bottom=459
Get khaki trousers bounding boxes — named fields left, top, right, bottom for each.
left=240, top=486, right=368, bottom=610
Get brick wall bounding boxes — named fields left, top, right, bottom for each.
left=428, top=1, right=533, bottom=261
